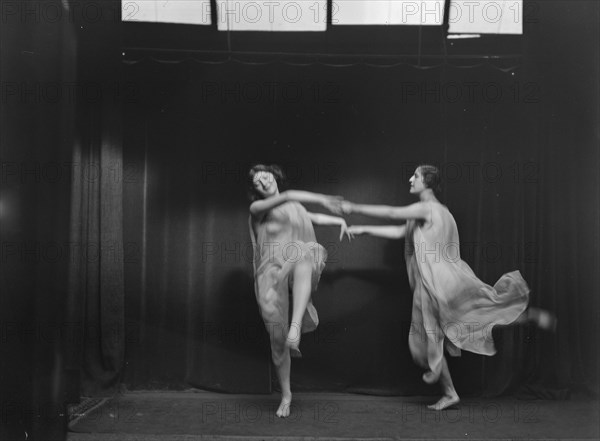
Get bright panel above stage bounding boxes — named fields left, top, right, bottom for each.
left=216, top=0, right=327, bottom=31
left=122, top=0, right=212, bottom=25
left=333, top=0, right=446, bottom=25
left=448, top=0, right=523, bottom=35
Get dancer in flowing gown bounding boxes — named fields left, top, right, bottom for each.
left=339, top=165, right=556, bottom=410
left=248, top=164, right=351, bottom=418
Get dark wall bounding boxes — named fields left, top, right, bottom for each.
left=118, top=1, right=599, bottom=395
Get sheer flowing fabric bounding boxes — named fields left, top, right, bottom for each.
left=249, top=202, right=327, bottom=333
left=406, top=202, right=529, bottom=381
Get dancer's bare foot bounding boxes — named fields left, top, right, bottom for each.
left=286, top=323, right=302, bottom=358
left=276, top=394, right=292, bottom=418
left=529, top=308, right=557, bottom=332
left=285, top=339, right=302, bottom=358
left=427, top=394, right=460, bottom=411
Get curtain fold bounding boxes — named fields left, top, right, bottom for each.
left=67, top=99, right=125, bottom=396
left=65, top=0, right=125, bottom=397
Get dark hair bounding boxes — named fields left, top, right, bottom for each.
left=418, top=164, right=442, bottom=194
left=247, top=164, right=287, bottom=201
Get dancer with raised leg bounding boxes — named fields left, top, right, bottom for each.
left=339, top=165, right=556, bottom=411
left=248, top=164, right=351, bottom=418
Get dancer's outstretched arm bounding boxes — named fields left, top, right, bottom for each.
left=307, top=212, right=353, bottom=241
left=347, top=225, right=406, bottom=240
left=250, top=190, right=342, bottom=218
left=341, top=201, right=429, bottom=221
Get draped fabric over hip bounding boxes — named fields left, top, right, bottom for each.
left=249, top=202, right=327, bottom=333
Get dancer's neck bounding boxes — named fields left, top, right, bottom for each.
left=419, top=189, right=437, bottom=203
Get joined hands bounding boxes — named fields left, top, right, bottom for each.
left=323, top=197, right=355, bottom=216
left=321, top=196, right=358, bottom=241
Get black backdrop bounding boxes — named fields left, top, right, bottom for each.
left=114, top=1, right=599, bottom=397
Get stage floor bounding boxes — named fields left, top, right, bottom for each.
left=68, top=390, right=599, bottom=440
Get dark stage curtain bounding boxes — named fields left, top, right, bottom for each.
left=72, top=1, right=599, bottom=399
left=510, top=2, right=600, bottom=398
left=66, top=101, right=125, bottom=395
left=1, top=1, right=76, bottom=439
left=64, top=1, right=126, bottom=397
left=120, top=14, right=599, bottom=397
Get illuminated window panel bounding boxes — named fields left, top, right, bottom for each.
left=333, top=0, right=446, bottom=26
left=448, top=0, right=522, bottom=35
left=122, top=1, right=157, bottom=22
left=216, top=0, right=327, bottom=31
left=122, top=0, right=212, bottom=25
